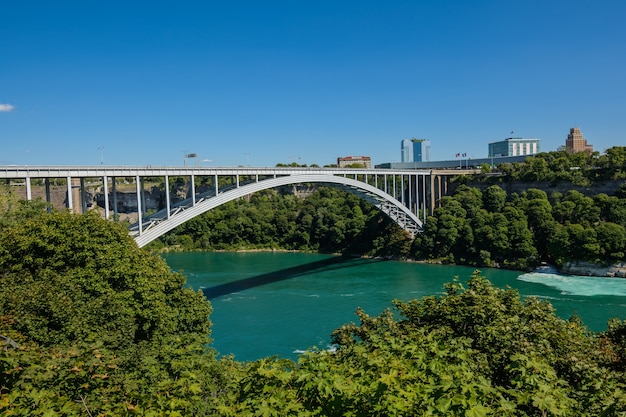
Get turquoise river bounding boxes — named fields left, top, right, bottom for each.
left=162, top=252, right=626, bottom=362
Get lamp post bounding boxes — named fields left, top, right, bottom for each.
left=183, top=152, right=198, bottom=167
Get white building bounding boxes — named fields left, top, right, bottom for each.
left=488, top=137, right=540, bottom=158
left=401, top=139, right=413, bottom=162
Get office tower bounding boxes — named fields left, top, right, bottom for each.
left=412, top=139, right=431, bottom=162
left=565, top=127, right=593, bottom=153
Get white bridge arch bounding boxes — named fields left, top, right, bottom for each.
left=132, top=174, right=424, bottom=247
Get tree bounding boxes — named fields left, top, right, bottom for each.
left=566, top=223, right=600, bottom=261
left=516, top=190, right=556, bottom=260
left=451, top=184, right=483, bottom=218
left=595, top=222, right=626, bottom=261
left=597, top=146, right=626, bottom=179
left=482, top=185, right=507, bottom=212
left=595, top=193, right=626, bottom=228
left=0, top=205, right=228, bottom=415
left=547, top=223, right=571, bottom=266
left=503, top=205, right=537, bottom=269
left=518, top=156, right=551, bottom=181
left=0, top=185, right=48, bottom=230
left=433, top=213, right=462, bottom=260
left=552, top=200, right=578, bottom=225
left=470, top=209, right=496, bottom=263
left=560, top=190, right=600, bottom=227
left=412, top=215, right=438, bottom=259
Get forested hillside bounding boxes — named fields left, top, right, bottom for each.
left=412, top=146, right=626, bottom=269
left=411, top=184, right=626, bottom=269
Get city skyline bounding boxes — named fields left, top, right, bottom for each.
left=1, top=1, right=625, bottom=167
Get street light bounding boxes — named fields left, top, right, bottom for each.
left=183, top=152, right=198, bottom=167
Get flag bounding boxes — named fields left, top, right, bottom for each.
left=455, top=153, right=460, bottom=157
left=462, top=153, right=467, bottom=157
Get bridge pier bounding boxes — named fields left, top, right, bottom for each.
left=80, top=178, right=87, bottom=214
left=136, top=175, right=143, bottom=235
left=429, top=172, right=457, bottom=214
left=112, top=179, right=118, bottom=221
left=102, top=176, right=110, bottom=220
left=66, top=176, right=73, bottom=212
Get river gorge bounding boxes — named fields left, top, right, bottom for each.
left=163, top=252, right=626, bottom=362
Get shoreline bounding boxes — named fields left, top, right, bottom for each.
left=157, top=245, right=626, bottom=278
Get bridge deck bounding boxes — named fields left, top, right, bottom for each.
left=0, top=165, right=434, bottom=178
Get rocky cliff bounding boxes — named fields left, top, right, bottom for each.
left=561, top=261, right=626, bottom=278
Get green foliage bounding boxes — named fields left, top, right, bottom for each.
left=0, top=186, right=48, bottom=230
left=482, top=185, right=507, bottom=212
left=596, top=222, right=626, bottom=260
left=415, top=180, right=625, bottom=268
left=0, top=201, right=231, bottom=415
left=0, top=210, right=212, bottom=350
left=485, top=146, right=626, bottom=183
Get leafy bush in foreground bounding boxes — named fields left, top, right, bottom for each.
left=0, top=204, right=229, bottom=415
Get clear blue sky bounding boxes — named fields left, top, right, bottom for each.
left=1, top=1, right=624, bottom=167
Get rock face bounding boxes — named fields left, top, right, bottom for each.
left=561, top=261, right=626, bottom=278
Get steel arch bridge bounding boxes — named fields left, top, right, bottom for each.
left=0, top=166, right=446, bottom=247
left=132, top=173, right=424, bottom=247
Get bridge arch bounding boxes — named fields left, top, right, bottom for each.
left=133, top=174, right=423, bottom=247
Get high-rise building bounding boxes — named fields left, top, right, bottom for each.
left=401, top=139, right=413, bottom=162
left=401, top=138, right=430, bottom=162
left=488, top=137, right=540, bottom=158
left=412, top=139, right=431, bottom=162
left=565, top=127, right=593, bottom=154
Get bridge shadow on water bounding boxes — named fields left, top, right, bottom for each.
left=202, top=255, right=387, bottom=300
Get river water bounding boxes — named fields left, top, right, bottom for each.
left=162, top=252, right=626, bottom=362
